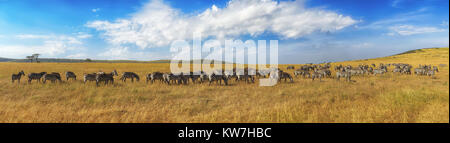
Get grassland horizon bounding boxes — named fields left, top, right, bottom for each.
left=0, top=47, right=448, bottom=123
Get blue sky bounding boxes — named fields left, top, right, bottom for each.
left=0, top=0, right=448, bottom=64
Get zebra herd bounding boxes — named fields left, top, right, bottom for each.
left=146, top=68, right=292, bottom=86
left=11, top=70, right=135, bottom=86
left=10, top=63, right=440, bottom=86
left=289, top=63, right=439, bottom=82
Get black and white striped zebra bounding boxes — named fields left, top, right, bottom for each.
left=189, top=71, right=203, bottom=84
left=336, top=69, right=351, bottom=82
left=120, top=72, right=140, bottom=82
left=65, top=71, right=77, bottom=81
left=147, top=72, right=164, bottom=84
left=279, top=71, right=293, bottom=83
left=311, top=71, right=323, bottom=81
left=11, top=70, right=25, bottom=83
left=28, top=72, right=47, bottom=83
left=163, top=73, right=188, bottom=85
left=43, top=73, right=62, bottom=83
left=84, top=73, right=97, bottom=83
left=208, top=73, right=228, bottom=86
left=95, top=70, right=118, bottom=86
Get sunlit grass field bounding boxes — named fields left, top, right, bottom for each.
left=0, top=48, right=448, bottom=123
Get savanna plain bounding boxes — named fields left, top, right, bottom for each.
left=0, top=48, right=448, bottom=123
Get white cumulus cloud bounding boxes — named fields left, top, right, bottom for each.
left=86, top=0, right=357, bottom=49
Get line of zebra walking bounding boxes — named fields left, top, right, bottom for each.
left=10, top=63, right=441, bottom=86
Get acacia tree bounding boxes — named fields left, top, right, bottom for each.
left=26, top=56, right=33, bottom=63
left=32, top=54, right=40, bottom=63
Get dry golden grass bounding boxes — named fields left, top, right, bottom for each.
left=0, top=48, right=448, bottom=123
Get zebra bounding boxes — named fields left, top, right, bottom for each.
left=51, top=72, right=61, bottom=80
left=401, top=66, right=412, bottom=75
left=11, top=70, right=25, bottom=83
left=84, top=73, right=97, bottom=83
left=316, top=69, right=332, bottom=78
left=236, top=74, right=255, bottom=83
left=348, top=69, right=364, bottom=76
left=223, top=70, right=236, bottom=81
left=293, top=70, right=302, bottom=77
left=163, top=73, right=174, bottom=85
left=28, top=72, right=47, bottom=83
left=162, top=73, right=187, bottom=85
left=42, top=73, right=62, bottom=83
left=199, top=73, right=208, bottom=83
left=336, top=70, right=351, bottom=82
left=190, top=71, right=204, bottom=84
left=279, top=71, right=294, bottom=83
left=426, top=67, right=438, bottom=77
left=372, top=69, right=385, bottom=76
left=208, top=73, right=228, bottom=85
left=175, top=73, right=189, bottom=85
left=235, top=70, right=255, bottom=83
left=393, top=67, right=402, bottom=74
left=294, top=69, right=310, bottom=78
left=120, top=72, right=140, bottom=82
left=286, top=66, right=295, bottom=70
left=311, top=72, right=323, bottom=81
left=65, top=71, right=77, bottom=81
left=147, top=72, right=164, bottom=84
left=257, top=69, right=271, bottom=78
left=95, top=70, right=118, bottom=86
left=162, top=73, right=184, bottom=85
